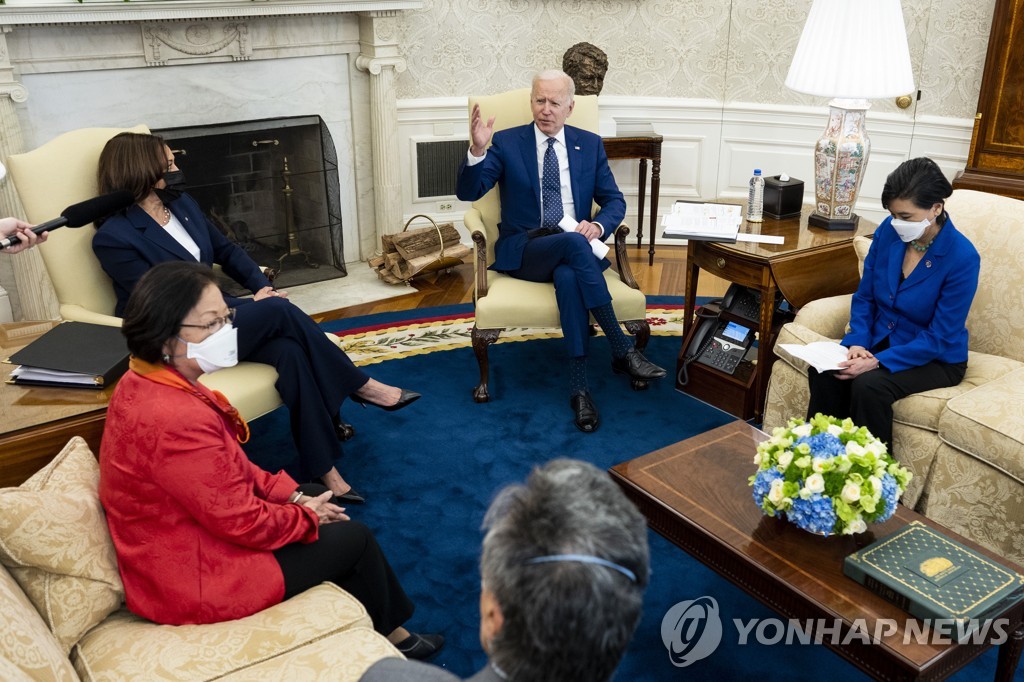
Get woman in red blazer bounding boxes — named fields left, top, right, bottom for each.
left=99, top=261, right=442, bottom=659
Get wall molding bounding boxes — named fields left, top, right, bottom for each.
left=397, top=96, right=976, bottom=237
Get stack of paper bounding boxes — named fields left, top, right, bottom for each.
left=777, top=341, right=848, bottom=372
left=662, top=202, right=742, bottom=242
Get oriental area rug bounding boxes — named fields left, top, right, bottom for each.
left=242, top=299, right=1017, bottom=681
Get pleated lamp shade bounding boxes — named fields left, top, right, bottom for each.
left=785, top=0, right=915, bottom=100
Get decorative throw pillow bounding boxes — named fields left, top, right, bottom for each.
left=0, top=437, right=123, bottom=654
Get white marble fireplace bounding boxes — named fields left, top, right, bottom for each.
left=0, top=0, right=420, bottom=320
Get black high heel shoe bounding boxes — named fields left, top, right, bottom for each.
left=350, top=389, right=421, bottom=412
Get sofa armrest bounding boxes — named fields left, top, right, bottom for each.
left=791, top=294, right=852, bottom=339
left=73, top=582, right=388, bottom=681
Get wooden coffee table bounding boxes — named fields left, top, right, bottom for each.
left=610, top=421, right=1024, bottom=681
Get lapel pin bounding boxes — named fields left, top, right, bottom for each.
left=574, top=146, right=580, bottom=151
left=925, top=260, right=932, bottom=268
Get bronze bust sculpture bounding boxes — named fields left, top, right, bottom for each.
left=562, top=42, right=609, bottom=96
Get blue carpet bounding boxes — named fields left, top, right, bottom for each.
left=245, top=304, right=1020, bottom=681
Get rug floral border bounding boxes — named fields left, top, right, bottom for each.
left=335, top=306, right=687, bottom=366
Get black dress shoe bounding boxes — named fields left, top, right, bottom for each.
left=333, top=418, right=355, bottom=442
left=330, top=489, right=365, bottom=505
left=350, top=389, right=421, bottom=412
left=395, top=632, right=445, bottom=660
left=612, top=348, right=667, bottom=381
left=570, top=391, right=600, bottom=433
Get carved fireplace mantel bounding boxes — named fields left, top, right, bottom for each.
left=0, top=0, right=421, bottom=320
left=0, top=0, right=422, bottom=25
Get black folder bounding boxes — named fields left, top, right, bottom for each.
left=4, top=321, right=129, bottom=389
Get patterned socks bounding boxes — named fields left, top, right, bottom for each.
left=590, top=302, right=633, bottom=359
left=569, top=356, right=589, bottom=395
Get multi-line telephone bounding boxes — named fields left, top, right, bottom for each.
left=678, top=284, right=762, bottom=384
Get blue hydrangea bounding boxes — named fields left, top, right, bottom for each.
left=788, top=493, right=837, bottom=535
left=875, top=473, right=899, bottom=522
left=752, top=468, right=784, bottom=509
left=795, top=433, right=846, bottom=459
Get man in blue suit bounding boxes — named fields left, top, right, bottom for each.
left=456, top=70, right=665, bottom=432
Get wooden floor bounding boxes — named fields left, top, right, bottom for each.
left=314, top=243, right=729, bottom=323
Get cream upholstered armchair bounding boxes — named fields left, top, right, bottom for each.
left=7, top=125, right=284, bottom=421
left=763, top=189, right=1024, bottom=565
left=464, top=88, right=650, bottom=402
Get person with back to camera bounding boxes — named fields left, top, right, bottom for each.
left=805, top=157, right=980, bottom=449
left=93, top=132, right=421, bottom=505
left=360, top=458, right=650, bottom=681
left=456, top=69, right=666, bottom=434
left=99, top=261, right=444, bottom=659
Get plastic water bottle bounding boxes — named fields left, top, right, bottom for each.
left=747, top=169, right=764, bottom=223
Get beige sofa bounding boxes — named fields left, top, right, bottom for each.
left=0, top=438, right=401, bottom=681
left=764, top=189, right=1024, bottom=566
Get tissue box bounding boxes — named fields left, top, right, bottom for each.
left=764, top=175, right=804, bottom=219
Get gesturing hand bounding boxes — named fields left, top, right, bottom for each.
left=301, top=491, right=349, bottom=525
left=469, top=103, right=496, bottom=157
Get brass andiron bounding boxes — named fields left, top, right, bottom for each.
left=277, top=156, right=317, bottom=270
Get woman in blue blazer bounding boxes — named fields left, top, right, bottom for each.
left=806, top=157, right=980, bottom=448
left=93, top=132, right=420, bottom=504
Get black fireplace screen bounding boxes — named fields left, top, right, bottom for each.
left=155, top=115, right=346, bottom=293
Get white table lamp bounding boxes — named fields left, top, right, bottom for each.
left=785, top=0, right=915, bottom=230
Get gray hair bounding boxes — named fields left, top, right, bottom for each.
left=532, top=69, right=576, bottom=103
left=481, top=459, right=649, bottom=682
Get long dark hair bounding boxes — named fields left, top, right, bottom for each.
left=881, top=157, right=953, bottom=226
left=97, top=132, right=168, bottom=205
left=121, top=262, right=218, bottom=363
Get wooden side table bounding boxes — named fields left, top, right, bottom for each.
left=680, top=208, right=877, bottom=421
left=603, top=134, right=662, bottom=266
left=0, top=333, right=112, bottom=487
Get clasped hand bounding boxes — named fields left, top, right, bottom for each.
left=834, top=345, right=879, bottom=380
left=300, top=491, right=349, bottom=525
left=254, top=286, right=288, bottom=301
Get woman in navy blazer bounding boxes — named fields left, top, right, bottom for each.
left=93, top=132, right=421, bottom=504
left=807, top=157, right=980, bottom=448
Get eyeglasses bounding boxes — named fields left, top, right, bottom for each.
left=180, top=308, right=235, bottom=335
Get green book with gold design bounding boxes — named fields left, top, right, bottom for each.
left=844, top=521, right=1024, bottom=633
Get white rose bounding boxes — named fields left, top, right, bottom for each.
left=778, top=451, right=793, bottom=469
left=812, top=457, right=829, bottom=474
left=844, top=518, right=867, bottom=535
left=804, top=473, right=825, bottom=494
left=826, top=424, right=843, bottom=437
left=835, top=457, right=853, bottom=474
left=792, top=423, right=812, bottom=438
left=866, top=440, right=887, bottom=457
left=869, top=476, right=882, bottom=495
left=846, top=441, right=866, bottom=457
left=840, top=482, right=861, bottom=503
left=768, top=478, right=786, bottom=504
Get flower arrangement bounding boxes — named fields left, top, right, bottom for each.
left=749, top=414, right=913, bottom=536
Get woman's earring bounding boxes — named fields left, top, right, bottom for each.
left=162, top=354, right=171, bottom=363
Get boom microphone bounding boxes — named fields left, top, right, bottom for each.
left=0, top=190, right=134, bottom=249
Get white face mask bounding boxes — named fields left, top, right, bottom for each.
left=181, top=324, right=239, bottom=373
left=890, top=217, right=931, bottom=243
